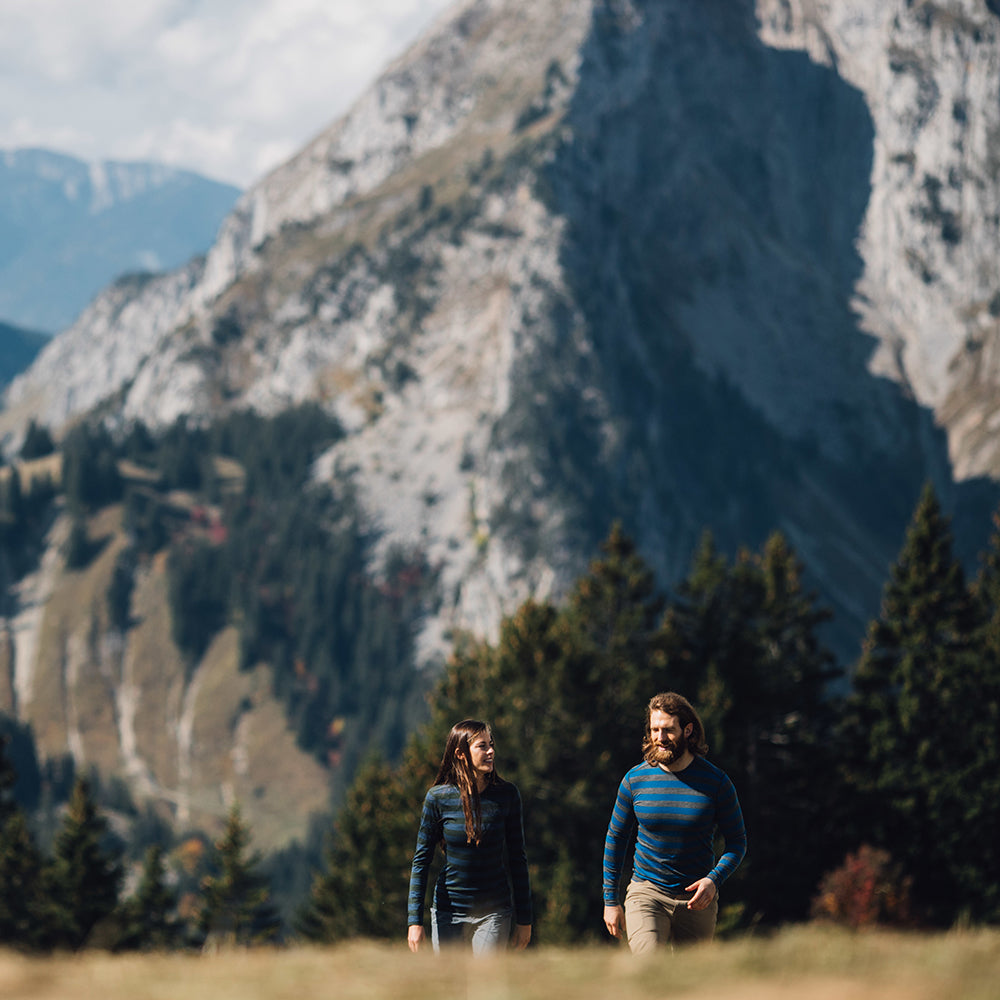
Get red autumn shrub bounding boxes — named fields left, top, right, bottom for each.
left=810, top=844, right=913, bottom=928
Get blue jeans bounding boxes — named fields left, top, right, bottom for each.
left=431, top=908, right=512, bottom=955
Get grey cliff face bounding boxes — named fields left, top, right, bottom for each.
left=758, top=0, right=1000, bottom=478
left=4, top=0, right=1000, bottom=668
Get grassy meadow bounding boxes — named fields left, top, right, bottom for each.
left=0, top=926, right=998, bottom=1000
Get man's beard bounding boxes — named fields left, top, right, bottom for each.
left=646, top=734, right=686, bottom=766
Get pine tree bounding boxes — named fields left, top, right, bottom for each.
left=198, top=804, right=280, bottom=948
left=60, top=424, right=123, bottom=514
left=661, top=530, right=840, bottom=923
left=563, top=521, right=670, bottom=766
left=841, top=483, right=982, bottom=923
left=63, top=515, right=92, bottom=570
left=0, top=733, right=17, bottom=826
left=298, top=754, right=428, bottom=943
left=0, top=810, right=49, bottom=949
left=0, top=736, right=49, bottom=950
left=746, top=532, right=842, bottom=919
left=0, top=464, right=24, bottom=526
left=952, top=506, right=1000, bottom=922
left=107, top=547, right=136, bottom=632
left=44, top=777, right=124, bottom=949
left=166, top=539, right=230, bottom=661
left=113, top=845, right=182, bottom=951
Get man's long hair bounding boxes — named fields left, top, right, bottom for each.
left=642, top=691, right=709, bottom=764
left=434, top=719, right=499, bottom=844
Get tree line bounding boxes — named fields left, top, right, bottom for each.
left=0, top=748, right=280, bottom=951
left=301, top=486, right=1000, bottom=942
left=2, top=409, right=999, bottom=947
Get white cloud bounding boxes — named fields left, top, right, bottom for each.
left=0, top=0, right=455, bottom=187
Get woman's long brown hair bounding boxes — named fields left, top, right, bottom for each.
left=434, top=720, right=497, bottom=844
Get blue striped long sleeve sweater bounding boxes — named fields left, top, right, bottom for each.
left=603, top=758, right=746, bottom=904
left=408, top=780, right=532, bottom=926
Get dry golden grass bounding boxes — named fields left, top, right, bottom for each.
left=0, top=453, right=63, bottom=492
left=0, top=926, right=998, bottom=1000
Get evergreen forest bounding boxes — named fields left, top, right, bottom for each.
left=1, top=410, right=999, bottom=951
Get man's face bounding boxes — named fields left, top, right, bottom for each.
left=648, top=710, right=691, bottom=766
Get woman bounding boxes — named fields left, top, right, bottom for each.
left=407, top=720, right=532, bottom=954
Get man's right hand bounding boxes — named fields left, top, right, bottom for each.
left=603, top=904, right=624, bottom=939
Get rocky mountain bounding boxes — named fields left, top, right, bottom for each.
left=3, top=0, right=1000, bottom=844
left=0, top=148, right=240, bottom=333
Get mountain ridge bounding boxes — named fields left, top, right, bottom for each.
left=3, top=0, right=1000, bottom=843
left=0, top=147, right=240, bottom=333
left=7, top=0, right=1000, bottom=652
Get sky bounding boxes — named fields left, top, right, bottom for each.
left=0, top=0, right=456, bottom=189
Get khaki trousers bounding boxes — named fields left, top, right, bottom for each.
left=623, top=878, right=718, bottom=955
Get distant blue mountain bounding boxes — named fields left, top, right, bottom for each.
left=0, top=148, right=241, bottom=333
left=0, top=320, right=48, bottom=389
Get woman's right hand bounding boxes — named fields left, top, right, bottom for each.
left=407, top=924, right=424, bottom=953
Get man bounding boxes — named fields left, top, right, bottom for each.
left=602, top=691, right=746, bottom=954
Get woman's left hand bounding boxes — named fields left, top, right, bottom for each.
left=407, top=924, right=424, bottom=952
left=511, top=923, right=532, bottom=950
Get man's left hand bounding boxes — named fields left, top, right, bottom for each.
left=684, top=876, right=717, bottom=911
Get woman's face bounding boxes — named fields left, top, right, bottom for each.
left=466, top=730, right=495, bottom=778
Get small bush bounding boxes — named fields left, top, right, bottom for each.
left=810, top=844, right=913, bottom=929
